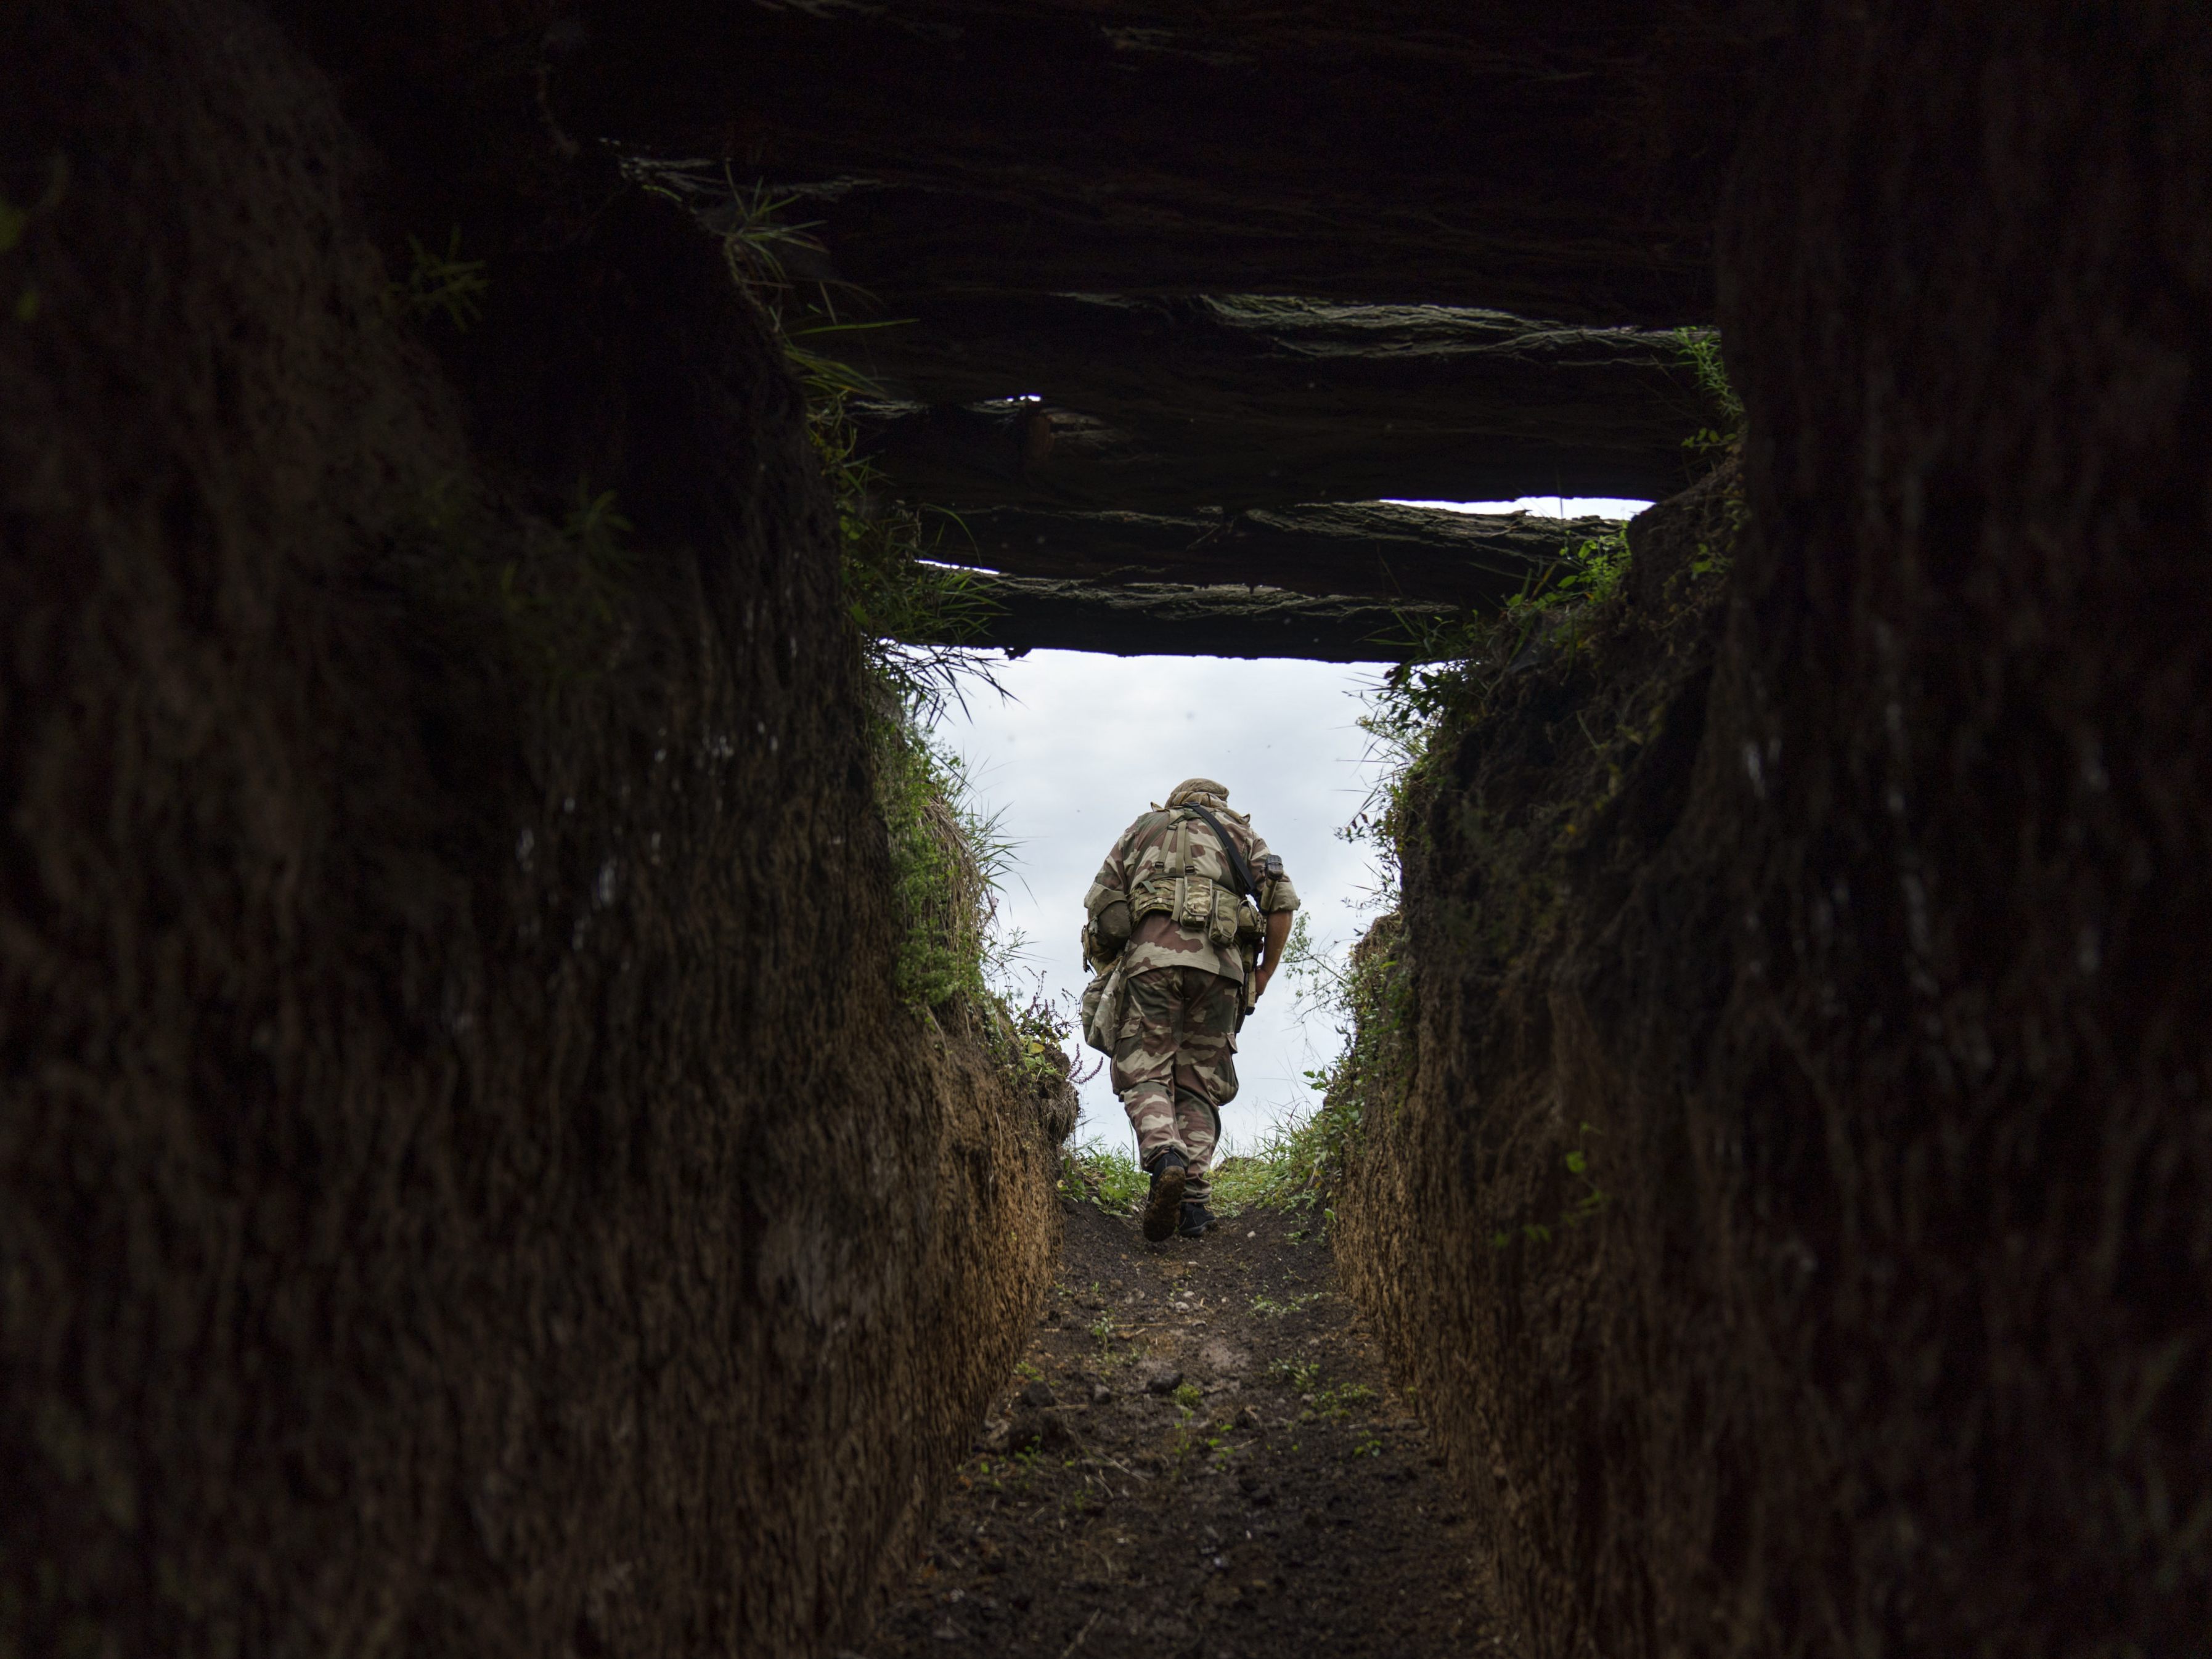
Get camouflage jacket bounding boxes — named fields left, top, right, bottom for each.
left=1085, top=801, right=1299, bottom=982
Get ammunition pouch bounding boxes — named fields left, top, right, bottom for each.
left=1205, top=883, right=1240, bottom=948
left=1116, top=809, right=1268, bottom=959
left=1165, top=874, right=1223, bottom=947
left=1141, top=874, right=1236, bottom=947
left=1129, top=873, right=1175, bottom=922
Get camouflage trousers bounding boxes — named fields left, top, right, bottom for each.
left=1111, top=966, right=1241, bottom=1202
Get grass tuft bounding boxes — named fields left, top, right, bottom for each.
left=386, top=227, right=488, bottom=332
left=872, top=718, right=1008, bottom=1008
left=1674, top=325, right=1744, bottom=470
left=1059, top=1139, right=1148, bottom=1216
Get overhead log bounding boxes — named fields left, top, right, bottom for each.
left=936, top=503, right=1623, bottom=606
left=913, top=574, right=1454, bottom=664
left=554, top=1, right=1729, bottom=324
left=844, top=295, right=1706, bottom=511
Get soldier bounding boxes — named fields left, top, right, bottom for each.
left=1081, top=778, right=1299, bottom=1242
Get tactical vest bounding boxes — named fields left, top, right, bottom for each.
left=1125, top=809, right=1264, bottom=950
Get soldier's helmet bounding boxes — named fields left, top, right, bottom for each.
left=1166, top=777, right=1230, bottom=808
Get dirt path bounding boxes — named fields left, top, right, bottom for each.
left=854, top=1200, right=1502, bottom=1658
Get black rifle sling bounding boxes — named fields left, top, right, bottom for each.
left=1181, top=802, right=1258, bottom=901
left=1182, top=800, right=1263, bottom=1033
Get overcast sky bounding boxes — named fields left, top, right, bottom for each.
left=929, top=495, right=1648, bottom=1157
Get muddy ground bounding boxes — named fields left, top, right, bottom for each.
left=855, top=1198, right=1501, bottom=1659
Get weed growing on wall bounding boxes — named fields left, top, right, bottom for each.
left=386, top=227, right=488, bottom=332
left=1382, top=529, right=1630, bottom=722
left=391, top=468, right=642, bottom=699
left=1312, top=464, right=1751, bottom=1262
left=871, top=717, right=1008, bottom=1006
left=1674, top=325, right=1744, bottom=474
left=992, top=982, right=1093, bottom=1101
left=1292, top=462, right=1749, bottom=1222
left=1351, top=524, right=1639, bottom=881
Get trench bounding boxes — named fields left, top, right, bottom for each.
left=6, top=7, right=2208, bottom=1659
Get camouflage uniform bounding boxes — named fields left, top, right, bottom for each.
left=1084, top=779, right=1299, bottom=1203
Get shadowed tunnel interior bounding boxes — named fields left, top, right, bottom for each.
left=2, top=4, right=2206, bottom=1657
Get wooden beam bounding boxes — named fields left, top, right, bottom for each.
left=908, top=574, right=1455, bottom=663
left=839, top=295, right=1704, bottom=510
left=554, top=2, right=1725, bottom=324
left=934, top=502, right=1622, bottom=605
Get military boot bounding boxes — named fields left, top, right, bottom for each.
left=1140, top=1148, right=1188, bottom=1243
left=1178, top=1200, right=1216, bottom=1239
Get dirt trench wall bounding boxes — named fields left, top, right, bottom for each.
left=1336, top=6, right=2212, bottom=1657
left=0, top=6, right=1063, bottom=1656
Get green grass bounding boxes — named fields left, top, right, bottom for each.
left=1058, top=1120, right=1357, bottom=1224
left=1370, top=524, right=1634, bottom=751
left=386, top=227, right=488, bottom=332
left=1209, top=1094, right=1358, bottom=1218
left=1059, top=1139, right=1148, bottom=1216
left=1306, top=1382, right=1376, bottom=1422
left=872, top=717, right=1008, bottom=1009
left=1674, top=325, right=1745, bottom=467
left=1269, top=1356, right=1322, bottom=1393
